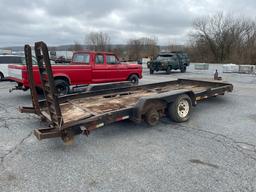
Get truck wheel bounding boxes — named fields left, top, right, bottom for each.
left=150, top=68, right=154, bottom=74
left=54, top=79, right=70, bottom=96
left=0, top=72, right=4, bottom=80
left=36, top=87, right=44, bottom=95
left=129, top=74, right=139, bottom=85
left=166, top=66, right=171, bottom=74
left=145, top=108, right=160, bottom=126
left=181, top=66, right=186, bottom=73
left=168, top=94, right=192, bottom=123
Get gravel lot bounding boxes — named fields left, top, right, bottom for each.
left=0, top=64, right=256, bottom=192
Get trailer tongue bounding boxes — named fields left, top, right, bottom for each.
left=20, top=42, right=233, bottom=144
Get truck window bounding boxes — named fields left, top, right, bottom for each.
left=106, top=55, right=118, bottom=64
left=157, top=55, right=173, bottom=60
left=0, top=56, right=22, bottom=64
left=21, top=57, right=37, bottom=65
left=73, top=53, right=90, bottom=64
left=95, top=54, right=104, bottom=64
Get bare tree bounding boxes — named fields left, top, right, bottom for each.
left=72, top=41, right=83, bottom=51
left=127, top=37, right=159, bottom=60
left=189, top=12, right=256, bottom=64
left=85, top=32, right=110, bottom=51
left=127, top=39, right=143, bottom=61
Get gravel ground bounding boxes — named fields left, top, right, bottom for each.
left=0, top=64, right=256, bottom=192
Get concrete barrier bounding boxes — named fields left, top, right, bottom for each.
left=194, top=63, right=209, bottom=70
left=223, top=64, right=239, bottom=73
left=239, top=65, right=255, bottom=74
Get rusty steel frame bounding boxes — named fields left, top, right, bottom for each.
left=34, top=41, right=63, bottom=128
left=19, top=45, right=42, bottom=116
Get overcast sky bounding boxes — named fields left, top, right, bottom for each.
left=0, top=0, right=256, bottom=47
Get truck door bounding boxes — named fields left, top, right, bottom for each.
left=71, top=53, right=92, bottom=84
left=92, top=54, right=107, bottom=83
left=105, top=54, right=120, bottom=81
left=172, top=55, right=180, bottom=69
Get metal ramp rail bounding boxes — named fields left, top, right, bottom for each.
left=20, top=42, right=73, bottom=142
left=34, top=41, right=63, bottom=129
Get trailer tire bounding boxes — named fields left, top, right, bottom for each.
left=145, top=108, right=160, bottom=126
left=54, top=79, right=70, bottom=96
left=128, top=74, right=139, bottom=85
left=168, top=94, right=192, bottom=122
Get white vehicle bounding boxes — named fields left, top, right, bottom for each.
left=0, top=55, right=26, bottom=80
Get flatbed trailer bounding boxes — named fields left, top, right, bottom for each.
left=21, top=42, right=233, bottom=144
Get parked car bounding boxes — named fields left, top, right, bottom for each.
left=147, top=52, right=190, bottom=74
left=8, top=51, right=142, bottom=95
left=0, top=55, right=28, bottom=80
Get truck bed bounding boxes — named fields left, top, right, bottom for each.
left=41, top=79, right=232, bottom=124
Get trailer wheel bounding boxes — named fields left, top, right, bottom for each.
left=128, top=74, right=139, bottom=85
left=168, top=94, right=192, bottom=122
left=145, top=108, right=160, bottom=126
left=150, top=68, right=154, bottom=74
left=54, top=79, right=70, bottom=96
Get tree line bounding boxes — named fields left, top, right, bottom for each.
left=188, top=12, right=256, bottom=64
left=72, top=12, right=256, bottom=64
left=73, top=32, right=160, bottom=61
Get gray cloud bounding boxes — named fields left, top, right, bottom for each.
left=0, top=0, right=256, bottom=47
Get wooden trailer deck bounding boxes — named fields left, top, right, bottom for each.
left=42, top=82, right=214, bottom=124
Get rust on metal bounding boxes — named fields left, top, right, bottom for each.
left=34, top=41, right=63, bottom=129
left=21, top=45, right=42, bottom=116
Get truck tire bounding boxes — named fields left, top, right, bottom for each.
left=36, top=87, right=44, bottom=95
left=128, top=74, right=139, bottom=85
left=166, top=66, right=171, bottom=74
left=168, top=94, right=192, bottom=122
left=145, top=108, right=160, bottom=126
left=0, top=72, right=4, bottom=80
left=54, top=79, right=70, bottom=96
left=180, top=66, right=186, bottom=73
left=150, top=68, right=154, bottom=74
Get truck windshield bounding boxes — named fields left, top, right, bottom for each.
left=73, top=53, right=90, bottom=64
left=156, top=55, right=173, bottom=60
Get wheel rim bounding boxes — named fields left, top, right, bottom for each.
left=131, top=77, right=138, bottom=84
left=56, top=85, right=68, bottom=96
left=145, top=109, right=160, bottom=126
left=177, top=99, right=189, bottom=118
left=148, top=113, right=159, bottom=125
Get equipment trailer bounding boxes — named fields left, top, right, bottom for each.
left=21, top=42, right=233, bottom=144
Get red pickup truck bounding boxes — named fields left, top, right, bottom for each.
left=8, top=51, right=142, bottom=94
